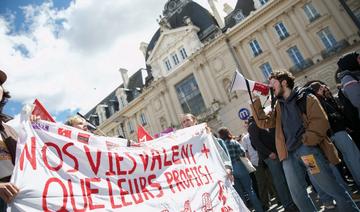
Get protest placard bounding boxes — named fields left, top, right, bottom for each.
left=9, top=121, right=248, bottom=211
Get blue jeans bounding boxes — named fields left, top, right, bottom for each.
left=282, top=144, right=359, bottom=212
left=264, top=157, right=294, bottom=208
left=312, top=164, right=349, bottom=204
left=331, top=130, right=360, bottom=186
left=0, top=198, right=6, bottom=212
left=232, top=161, right=264, bottom=212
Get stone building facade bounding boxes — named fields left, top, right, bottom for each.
left=85, top=0, right=360, bottom=140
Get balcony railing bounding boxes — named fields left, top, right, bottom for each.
left=320, top=39, right=350, bottom=59
left=197, top=100, right=221, bottom=123
left=309, top=14, right=321, bottom=23
left=289, top=58, right=314, bottom=73
left=253, top=50, right=263, bottom=57
left=279, top=33, right=290, bottom=41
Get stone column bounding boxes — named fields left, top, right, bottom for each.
left=323, top=0, right=358, bottom=43
left=163, top=89, right=179, bottom=126
left=287, top=9, right=322, bottom=62
left=235, top=41, right=257, bottom=80
left=142, top=106, right=155, bottom=135
left=201, top=62, right=226, bottom=103
left=192, top=67, right=212, bottom=107
left=261, top=27, right=286, bottom=68
left=159, top=92, right=174, bottom=128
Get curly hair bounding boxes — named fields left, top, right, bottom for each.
left=269, top=69, right=295, bottom=89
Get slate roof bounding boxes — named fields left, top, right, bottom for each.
left=145, top=1, right=220, bottom=61
left=85, top=69, right=145, bottom=126
left=224, top=0, right=255, bottom=30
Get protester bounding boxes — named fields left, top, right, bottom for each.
left=247, top=116, right=297, bottom=212
left=0, top=70, right=19, bottom=211
left=242, top=120, right=278, bottom=211
left=218, top=127, right=264, bottom=212
left=336, top=52, right=360, bottom=148
left=250, top=69, right=359, bottom=211
left=180, top=114, right=234, bottom=182
left=336, top=51, right=360, bottom=119
left=309, top=82, right=360, bottom=187
left=65, top=115, right=89, bottom=131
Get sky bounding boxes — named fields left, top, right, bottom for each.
left=0, top=0, right=237, bottom=125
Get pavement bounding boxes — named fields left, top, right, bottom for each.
left=243, top=182, right=360, bottom=212
left=266, top=185, right=360, bottom=212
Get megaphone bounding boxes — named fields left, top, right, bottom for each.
left=230, top=71, right=270, bottom=96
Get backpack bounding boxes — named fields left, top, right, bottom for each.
left=336, top=73, right=360, bottom=131
left=295, top=86, right=314, bottom=115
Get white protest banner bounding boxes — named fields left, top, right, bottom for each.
left=9, top=120, right=248, bottom=211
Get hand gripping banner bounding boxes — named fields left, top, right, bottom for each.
left=9, top=120, right=248, bottom=211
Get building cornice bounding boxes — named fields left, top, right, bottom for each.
left=225, top=0, right=301, bottom=43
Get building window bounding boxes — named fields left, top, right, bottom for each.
left=260, top=62, right=272, bottom=80
left=118, top=124, right=125, bottom=138
left=140, top=113, right=147, bottom=126
left=171, top=52, right=180, bottom=65
left=274, top=22, right=289, bottom=40
left=175, top=74, right=206, bottom=116
left=128, top=120, right=134, bottom=134
left=249, top=39, right=263, bottom=57
left=287, top=46, right=305, bottom=66
left=233, top=10, right=245, bottom=23
left=303, top=3, right=320, bottom=22
left=164, top=57, right=172, bottom=71
left=179, top=47, right=188, bottom=60
left=318, top=27, right=337, bottom=50
left=96, top=105, right=107, bottom=124
left=259, top=0, right=269, bottom=5
left=119, top=96, right=126, bottom=109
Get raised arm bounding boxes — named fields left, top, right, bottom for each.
left=250, top=97, right=276, bottom=129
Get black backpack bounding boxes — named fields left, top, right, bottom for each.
left=295, top=87, right=314, bottom=115
left=336, top=73, right=360, bottom=131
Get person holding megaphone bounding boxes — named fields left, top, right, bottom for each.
left=239, top=69, right=359, bottom=212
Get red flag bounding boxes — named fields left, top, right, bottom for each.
left=137, top=125, right=153, bottom=143
left=32, top=99, right=56, bottom=122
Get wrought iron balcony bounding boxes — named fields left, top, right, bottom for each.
left=320, top=39, right=350, bottom=59
left=289, top=58, right=314, bottom=73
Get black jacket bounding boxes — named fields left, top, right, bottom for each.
left=248, top=119, right=276, bottom=162
left=318, top=97, right=346, bottom=134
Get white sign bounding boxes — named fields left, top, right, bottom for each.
left=9, top=120, right=248, bottom=211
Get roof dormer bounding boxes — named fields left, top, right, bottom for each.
left=146, top=24, right=202, bottom=80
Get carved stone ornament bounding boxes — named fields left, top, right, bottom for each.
left=154, top=99, right=162, bottom=110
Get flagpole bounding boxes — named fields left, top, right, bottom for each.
left=225, top=37, right=254, bottom=102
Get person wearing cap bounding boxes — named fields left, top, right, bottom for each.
left=0, top=70, right=20, bottom=211
left=336, top=51, right=360, bottom=119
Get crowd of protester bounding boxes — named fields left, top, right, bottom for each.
left=0, top=51, right=359, bottom=211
